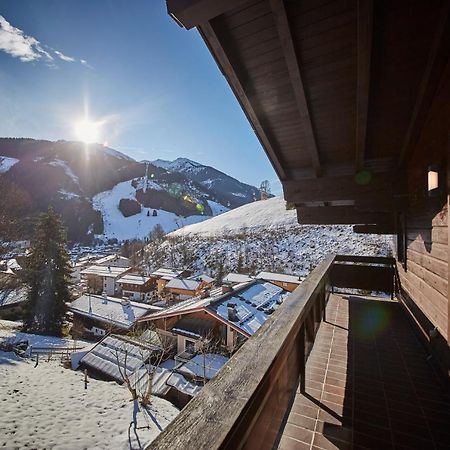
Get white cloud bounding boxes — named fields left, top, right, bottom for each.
left=0, top=15, right=84, bottom=67
left=54, top=50, right=75, bottom=62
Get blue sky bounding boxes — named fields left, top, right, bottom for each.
left=0, top=0, right=281, bottom=193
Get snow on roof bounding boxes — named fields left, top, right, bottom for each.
left=80, top=265, right=129, bottom=278
left=80, top=335, right=156, bottom=382
left=95, top=254, right=130, bottom=266
left=69, top=294, right=155, bottom=329
left=207, top=281, right=289, bottom=336
left=117, top=274, right=151, bottom=285
left=142, top=280, right=289, bottom=337
left=165, top=278, right=201, bottom=291
left=177, top=353, right=229, bottom=380
left=223, top=273, right=253, bottom=284
left=151, top=268, right=185, bottom=280
left=0, top=289, right=27, bottom=307
left=256, top=271, right=301, bottom=284
left=192, top=274, right=214, bottom=283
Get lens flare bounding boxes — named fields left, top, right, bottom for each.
left=74, top=119, right=102, bottom=144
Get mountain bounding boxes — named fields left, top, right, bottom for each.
left=0, top=138, right=261, bottom=244
left=143, top=197, right=393, bottom=279
left=152, top=157, right=263, bottom=207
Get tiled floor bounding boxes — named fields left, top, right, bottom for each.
left=275, top=294, right=450, bottom=450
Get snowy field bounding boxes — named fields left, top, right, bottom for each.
left=0, top=156, right=19, bottom=173
left=92, top=179, right=226, bottom=241
left=0, top=321, right=179, bottom=450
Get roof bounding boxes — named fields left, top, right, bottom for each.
left=256, top=272, right=301, bottom=285
left=150, top=268, right=185, bottom=280
left=223, top=273, right=253, bottom=284
left=167, top=0, right=448, bottom=228
left=68, top=294, right=157, bottom=329
left=142, top=281, right=289, bottom=337
left=80, top=265, right=129, bottom=278
left=0, top=288, right=27, bottom=308
left=165, top=278, right=201, bottom=291
left=192, top=274, right=214, bottom=283
left=177, top=353, right=229, bottom=380
left=172, top=316, right=216, bottom=339
left=96, top=254, right=131, bottom=266
left=117, top=274, right=151, bottom=286
left=80, top=335, right=156, bottom=382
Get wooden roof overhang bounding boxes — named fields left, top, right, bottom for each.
left=167, top=0, right=450, bottom=232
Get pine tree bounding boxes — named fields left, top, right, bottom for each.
left=23, top=208, right=72, bottom=336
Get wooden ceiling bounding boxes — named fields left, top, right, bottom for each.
left=167, top=0, right=450, bottom=230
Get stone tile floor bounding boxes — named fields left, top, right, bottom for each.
left=275, top=294, right=450, bottom=450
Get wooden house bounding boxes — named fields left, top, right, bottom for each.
left=150, top=1, right=450, bottom=449
left=80, top=265, right=131, bottom=296
left=255, top=271, right=301, bottom=292
left=116, top=273, right=154, bottom=302
left=164, top=276, right=213, bottom=301
left=150, top=268, right=189, bottom=293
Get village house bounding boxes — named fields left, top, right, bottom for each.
left=222, top=273, right=253, bottom=285
left=0, top=287, right=27, bottom=320
left=68, top=293, right=160, bottom=340
left=255, top=271, right=301, bottom=292
left=150, top=268, right=190, bottom=293
left=116, top=273, right=154, bottom=302
left=164, top=275, right=214, bottom=302
left=139, top=280, right=289, bottom=357
left=95, top=254, right=131, bottom=268
left=80, top=265, right=131, bottom=296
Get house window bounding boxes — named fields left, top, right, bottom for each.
left=185, top=339, right=196, bottom=354
left=283, top=282, right=288, bottom=287
left=92, top=326, right=105, bottom=336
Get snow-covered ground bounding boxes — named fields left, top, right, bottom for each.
left=171, top=197, right=296, bottom=236
left=0, top=155, right=19, bottom=173
left=93, top=179, right=221, bottom=241
left=145, top=197, right=393, bottom=279
left=0, top=321, right=179, bottom=449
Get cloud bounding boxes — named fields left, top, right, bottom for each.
left=54, top=50, right=75, bottom=62
left=0, top=15, right=86, bottom=67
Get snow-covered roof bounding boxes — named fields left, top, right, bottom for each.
left=0, top=288, right=27, bottom=307
left=223, top=273, right=253, bottom=284
left=192, top=274, right=214, bottom=283
left=117, top=274, right=151, bottom=286
left=256, top=271, right=301, bottom=285
left=95, top=254, right=131, bottom=266
left=165, top=278, right=201, bottom=291
left=151, top=268, right=185, bottom=280
left=177, top=353, right=229, bottom=380
left=69, top=294, right=156, bottom=329
left=142, top=280, right=289, bottom=337
left=80, top=335, right=156, bottom=382
left=80, top=265, right=129, bottom=278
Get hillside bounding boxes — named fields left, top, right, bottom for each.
left=0, top=138, right=260, bottom=244
left=145, top=197, right=393, bottom=280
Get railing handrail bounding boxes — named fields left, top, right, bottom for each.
left=148, top=254, right=336, bottom=450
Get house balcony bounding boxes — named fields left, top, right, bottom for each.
left=148, top=254, right=450, bottom=450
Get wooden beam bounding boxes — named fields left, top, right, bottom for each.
left=198, top=22, right=287, bottom=180
left=398, top=1, right=450, bottom=166
left=269, top=0, right=321, bottom=176
left=355, top=0, right=373, bottom=170
left=353, top=224, right=398, bottom=235
left=283, top=172, right=406, bottom=203
left=297, top=206, right=392, bottom=225
left=167, top=0, right=250, bottom=29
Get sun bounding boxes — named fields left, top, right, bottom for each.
left=74, top=119, right=101, bottom=144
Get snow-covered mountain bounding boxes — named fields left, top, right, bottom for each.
left=144, top=197, right=393, bottom=280
left=152, top=157, right=263, bottom=208
left=0, top=138, right=260, bottom=244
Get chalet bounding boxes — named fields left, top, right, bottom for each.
left=116, top=273, right=154, bottom=302
left=222, top=273, right=253, bottom=285
left=149, top=2, right=450, bottom=449
left=139, top=280, right=289, bottom=356
left=68, top=293, right=159, bottom=340
left=164, top=275, right=213, bottom=301
left=255, top=271, right=301, bottom=292
left=150, top=267, right=189, bottom=293
left=95, top=254, right=131, bottom=268
left=80, top=265, right=131, bottom=296
left=0, top=288, right=27, bottom=320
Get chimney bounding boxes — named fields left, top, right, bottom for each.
left=200, top=289, right=210, bottom=299
left=227, top=302, right=237, bottom=321
left=222, top=283, right=233, bottom=294
left=121, top=297, right=130, bottom=307
left=102, top=291, right=108, bottom=304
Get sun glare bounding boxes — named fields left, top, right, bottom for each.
left=74, top=119, right=101, bottom=144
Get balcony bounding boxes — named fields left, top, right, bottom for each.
left=148, top=255, right=450, bottom=450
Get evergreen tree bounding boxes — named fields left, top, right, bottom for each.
left=23, top=208, right=72, bottom=336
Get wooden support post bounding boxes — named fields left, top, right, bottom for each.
left=299, top=326, right=305, bottom=394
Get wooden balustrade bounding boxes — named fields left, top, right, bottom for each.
left=147, top=254, right=396, bottom=450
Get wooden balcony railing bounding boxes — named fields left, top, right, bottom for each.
left=148, top=254, right=396, bottom=450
